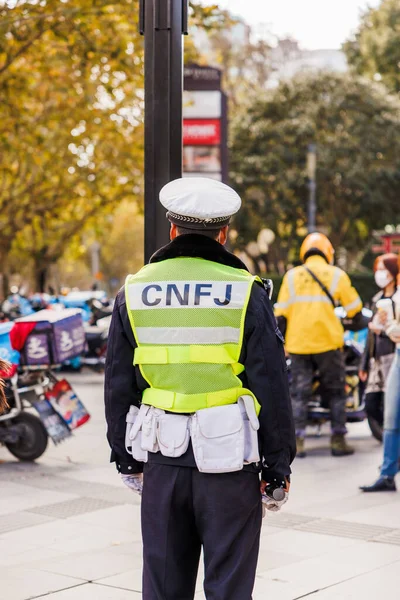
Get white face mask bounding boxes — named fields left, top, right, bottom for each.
left=374, top=269, right=393, bottom=289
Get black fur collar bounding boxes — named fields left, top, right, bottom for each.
left=150, top=234, right=249, bottom=272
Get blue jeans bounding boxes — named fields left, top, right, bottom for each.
left=381, top=349, right=400, bottom=478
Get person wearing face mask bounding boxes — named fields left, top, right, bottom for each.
left=361, top=253, right=400, bottom=492
left=359, top=254, right=399, bottom=435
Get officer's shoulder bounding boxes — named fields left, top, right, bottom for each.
left=116, top=286, right=127, bottom=307
left=251, top=279, right=272, bottom=304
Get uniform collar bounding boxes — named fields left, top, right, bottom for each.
left=305, top=255, right=329, bottom=267
left=149, top=234, right=249, bottom=272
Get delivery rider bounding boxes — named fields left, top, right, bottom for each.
left=105, top=177, right=295, bottom=600
left=275, top=233, right=362, bottom=458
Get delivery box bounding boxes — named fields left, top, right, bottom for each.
left=13, top=309, right=85, bottom=367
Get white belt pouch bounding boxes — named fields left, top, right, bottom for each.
left=191, top=403, right=245, bottom=473
left=126, top=405, right=190, bottom=460
left=156, top=413, right=191, bottom=458
left=125, top=404, right=149, bottom=462
left=238, top=395, right=260, bottom=464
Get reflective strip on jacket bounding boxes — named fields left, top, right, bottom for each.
left=275, top=255, right=362, bottom=355
left=125, top=257, right=261, bottom=413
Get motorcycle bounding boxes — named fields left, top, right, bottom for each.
left=82, top=315, right=110, bottom=371
left=59, top=292, right=112, bottom=371
left=286, top=307, right=374, bottom=435
left=0, top=370, right=64, bottom=461
left=0, top=311, right=90, bottom=461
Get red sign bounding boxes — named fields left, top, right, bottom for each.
left=183, top=119, right=221, bottom=146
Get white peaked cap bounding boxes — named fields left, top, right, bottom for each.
left=159, top=177, right=241, bottom=229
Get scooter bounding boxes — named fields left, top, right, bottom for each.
left=286, top=307, right=373, bottom=435
left=0, top=371, right=54, bottom=461
left=82, top=315, right=110, bottom=371
left=289, top=339, right=367, bottom=431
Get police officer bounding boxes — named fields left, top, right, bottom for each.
left=275, top=233, right=363, bottom=458
left=105, top=177, right=295, bottom=600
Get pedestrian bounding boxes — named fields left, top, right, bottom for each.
left=275, top=233, right=363, bottom=458
left=359, top=254, right=398, bottom=434
left=361, top=257, right=400, bottom=493
left=105, top=177, right=295, bottom=600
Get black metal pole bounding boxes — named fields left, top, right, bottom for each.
left=307, top=144, right=317, bottom=233
left=140, top=0, right=188, bottom=263
left=220, top=91, right=229, bottom=184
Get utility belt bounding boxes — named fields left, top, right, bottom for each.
left=125, top=396, right=260, bottom=474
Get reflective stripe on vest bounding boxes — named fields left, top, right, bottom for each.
left=125, top=257, right=261, bottom=414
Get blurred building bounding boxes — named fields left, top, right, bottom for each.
left=191, top=19, right=348, bottom=88
left=268, top=38, right=348, bottom=87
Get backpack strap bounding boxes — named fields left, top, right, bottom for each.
left=303, top=267, right=336, bottom=309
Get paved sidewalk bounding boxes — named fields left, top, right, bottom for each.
left=1, top=372, right=399, bottom=599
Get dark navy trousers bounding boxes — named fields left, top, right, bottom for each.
left=141, top=463, right=262, bottom=600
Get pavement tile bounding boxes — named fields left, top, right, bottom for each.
left=0, top=567, right=82, bottom=600
left=310, top=559, right=400, bottom=599
left=0, top=488, right=78, bottom=516
left=47, top=523, right=134, bottom=554
left=255, top=540, right=400, bottom=598
left=2, top=520, right=133, bottom=556
left=339, top=500, right=400, bottom=529
left=96, top=568, right=142, bottom=593
left=1, top=545, right=70, bottom=568
left=292, top=488, right=400, bottom=518
left=38, top=583, right=141, bottom=599
left=258, top=529, right=360, bottom=558
left=66, top=504, right=142, bottom=534
left=38, top=547, right=139, bottom=582
left=322, top=539, right=400, bottom=570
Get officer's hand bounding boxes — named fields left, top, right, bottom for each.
left=260, top=478, right=289, bottom=515
left=121, top=473, right=143, bottom=496
left=358, top=370, right=368, bottom=383
left=260, top=477, right=290, bottom=494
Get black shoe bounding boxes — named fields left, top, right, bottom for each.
left=331, top=434, right=354, bottom=457
left=296, top=437, right=306, bottom=458
left=359, top=477, right=396, bottom=492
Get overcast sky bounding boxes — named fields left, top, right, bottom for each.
left=200, top=0, right=381, bottom=49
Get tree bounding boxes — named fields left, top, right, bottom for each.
left=0, top=1, right=230, bottom=292
left=344, top=0, right=400, bottom=93
left=0, top=0, right=146, bottom=291
left=230, top=72, right=400, bottom=267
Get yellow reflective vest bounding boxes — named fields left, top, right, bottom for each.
left=125, top=257, right=261, bottom=414
left=275, top=256, right=362, bottom=355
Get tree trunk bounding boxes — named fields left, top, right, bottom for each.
left=2, top=272, right=9, bottom=300
left=0, top=253, right=10, bottom=300
left=33, top=260, right=49, bottom=293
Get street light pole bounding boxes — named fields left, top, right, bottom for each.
left=306, top=144, right=317, bottom=233
left=140, top=0, right=188, bottom=263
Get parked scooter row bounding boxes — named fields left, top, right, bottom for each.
left=0, top=309, right=91, bottom=462
left=0, top=289, right=112, bottom=371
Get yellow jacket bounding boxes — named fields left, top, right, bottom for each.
left=275, top=256, right=362, bottom=354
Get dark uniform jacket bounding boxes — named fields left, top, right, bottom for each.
left=105, top=234, right=296, bottom=482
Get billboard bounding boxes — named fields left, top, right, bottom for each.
left=183, top=64, right=227, bottom=183
left=183, top=91, right=221, bottom=118
left=183, top=146, right=221, bottom=173
left=183, top=119, right=221, bottom=146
